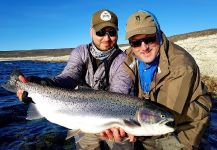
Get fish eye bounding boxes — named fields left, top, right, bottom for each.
left=161, top=115, right=165, bottom=118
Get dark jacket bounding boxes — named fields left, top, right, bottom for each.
left=52, top=44, right=133, bottom=94
left=123, top=34, right=212, bottom=149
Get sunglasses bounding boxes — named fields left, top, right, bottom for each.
left=129, top=36, right=157, bottom=47
left=95, top=29, right=117, bottom=37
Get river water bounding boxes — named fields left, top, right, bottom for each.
left=0, top=60, right=216, bottom=150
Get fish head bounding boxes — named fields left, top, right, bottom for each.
left=137, top=101, right=175, bottom=135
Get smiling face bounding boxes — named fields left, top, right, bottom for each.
left=90, top=27, right=118, bottom=51
left=130, top=34, right=160, bottom=64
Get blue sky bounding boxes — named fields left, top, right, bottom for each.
left=0, top=0, right=216, bottom=51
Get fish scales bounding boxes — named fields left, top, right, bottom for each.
left=2, top=71, right=175, bottom=136
left=20, top=81, right=143, bottom=119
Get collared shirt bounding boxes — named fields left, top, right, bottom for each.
left=138, top=55, right=159, bottom=93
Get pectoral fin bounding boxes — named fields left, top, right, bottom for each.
left=66, top=129, right=80, bottom=140
left=65, top=129, right=85, bottom=143
left=26, top=103, right=44, bottom=120
left=123, top=119, right=141, bottom=128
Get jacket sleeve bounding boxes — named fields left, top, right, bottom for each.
left=109, top=53, right=133, bottom=94
left=51, top=46, right=85, bottom=89
left=172, top=66, right=212, bottom=148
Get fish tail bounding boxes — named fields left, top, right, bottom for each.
left=1, top=69, right=24, bottom=93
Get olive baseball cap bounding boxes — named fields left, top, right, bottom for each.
left=91, top=9, right=118, bottom=32
left=125, top=11, right=157, bottom=39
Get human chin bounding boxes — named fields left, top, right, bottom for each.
left=101, top=43, right=113, bottom=50
left=99, top=45, right=109, bottom=51
left=139, top=55, right=155, bottom=64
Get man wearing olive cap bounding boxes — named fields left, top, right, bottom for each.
left=102, top=10, right=212, bottom=150
left=124, top=10, right=212, bottom=150
left=16, top=9, right=134, bottom=150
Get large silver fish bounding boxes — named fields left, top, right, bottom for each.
left=2, top=71, right=174, bottom=136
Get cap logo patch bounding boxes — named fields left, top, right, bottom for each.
left=100, top=11, right=111, bottom=21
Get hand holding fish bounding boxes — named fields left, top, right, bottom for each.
left=100, top=127, right=136, bottom=142
left=16, top=72, right=56, bottom=102
left=16, top=75, right=28, bottom=101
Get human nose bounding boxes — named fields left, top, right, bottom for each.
left=140, top=41, right=149, bottom=49
left=103, top=33, right=111, bottom=40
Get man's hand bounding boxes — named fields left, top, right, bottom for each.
left=16, top=75, right=28, bottom=101
left=16, top=75, right=55, bottom=103
left=100, top=127, right=136, bottom=142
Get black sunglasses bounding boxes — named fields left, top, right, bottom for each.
left=129, top=36, right=157, bottom=47
left=95, top=29, right=117, bottom=37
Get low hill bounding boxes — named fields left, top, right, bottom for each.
left=0, top=48, right=73, bottom=58
left=1, top=28, right=216, bottom=58
left=0, top=28, right=217, bottom=94
left=168, top=29, right=217, bottom=42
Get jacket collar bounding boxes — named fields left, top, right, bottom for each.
left=154, top=33, right=170, bottom=86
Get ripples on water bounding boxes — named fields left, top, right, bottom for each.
left=0, top=61, right=216, bottom=149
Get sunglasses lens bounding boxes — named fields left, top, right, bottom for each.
left=145, top=36, right=157, bottom=44
left=96, top=29, right=117, bottom=37
left=96, top=30, right=105, bottom=36
left=108, top=30, right=117, bottom=36
left=130, top=36, right=157, bottom=47
left=130, top=40, right=141, bottom=47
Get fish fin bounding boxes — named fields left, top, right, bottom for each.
left=65, top=129, right=85, bottom=143
left=26, top=103, right=44, bottom=120
left=123, top=119, right=141, bottom=127
left=75, top=85, right=93, bottom=91
left=65, top=129, right=81, bottom=140
left=11, top=69, right=25, bottom=79
left=1, top=83, right=16, bottom=93
left=121, top=137, right=130, bottom=142
left=75, top=132, right=85, bottom=143
left=1, top=69, right=24, bottom=93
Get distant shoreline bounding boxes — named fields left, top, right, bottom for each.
left=0, top=48, right=73, bottom=59
left=1, top=31, right=217, bottom=95
left=0, top=45, right=131, bottom=62
left=1, top=29, right=216, bottom=57
left=0, top=55, right=69, bottom=62
left=1, top=29, right=217, bottom=77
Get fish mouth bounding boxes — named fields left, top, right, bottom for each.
left=165, top=120, right=175, bottom=128
left=160, top=118, right=174, bottom=128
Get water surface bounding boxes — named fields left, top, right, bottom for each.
left=0, top=60, right=216, bottom=150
